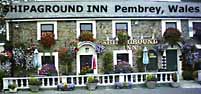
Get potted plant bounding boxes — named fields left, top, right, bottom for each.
left=86, top=76, right=98, bottom=91
left=117, top=31, right=129, bottom=45
left=145, top=74, right=157, bottom=89
left=170, top=73, right=180, bottom=88
left=8, top=84, right=17, bottom=93
left=28, top=77, right=42, bottom=92
left=40, top=32, right=55, bottom=48
left=163, top=28, right=181, bottom=46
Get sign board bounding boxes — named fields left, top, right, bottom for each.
left=4, top=1, right=201, bottom=19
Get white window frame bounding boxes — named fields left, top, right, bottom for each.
left=188, top=20, right=201, bottom=38
left=6, top=21, right=9, bottom=41
left=112, top=20, right=131, bottom=39
left=37, top=22, right=57, bottom=40
left=76, top=21, right=96, bottom=39
left=38, top=52, right=59, bottom=72
left=161, top=20, right=181, bottom=36
left=113, top=50, right=133, bottom=66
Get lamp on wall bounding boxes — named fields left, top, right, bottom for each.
left=85, top=47, right=89, bottom=53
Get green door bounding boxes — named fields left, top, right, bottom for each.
left=166, top=50, right=177, bottom=71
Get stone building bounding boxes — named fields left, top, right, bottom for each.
left=1, top=0, right=201, bottom=77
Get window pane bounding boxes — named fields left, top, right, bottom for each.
left=116, top=23, right=128, bottom=31
left=80, top=23, right=92, bottom=31
left=42, top=56, right=55, bottom=66
left=166, top=22, right=177, bottom=29
left=41, top=24, right=54, bottom=32
left=117, top=53, right=129, bottom=64
left=0, top=25, right=6, bottom=43
left=193, top=22, right=201, bottom=31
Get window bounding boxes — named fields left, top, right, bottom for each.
left=77, top=21, right=96, bottom=38
left=161, top=20, right=181, bottom=36
left=189, top=20, right=201, bottom=42
left=112, top=21, right=131, bottom=39
left=37, top=22, right=57, bottom=40
left=39, top=52, right=58, bottom=71
left=117, top=53, right=129, bottom=64
left=113, top=50, right=133, bottom=66
left=0, top=25, right=6, bottom=43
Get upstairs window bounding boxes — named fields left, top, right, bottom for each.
left=166, top=22, right=177, bottom=29
left=77, top=21, right=96, bottom=39
left=37, top=22, right=57, bottom=40
left=112, top=21, right=131, bottom=39
left=161, top=20, right=181, bottom=36
left=0, top=25, right=6, bottom=43
left=80, top=23, right=92, bottom=33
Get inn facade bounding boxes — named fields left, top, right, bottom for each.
left=1, top=0, right=201, bottom=77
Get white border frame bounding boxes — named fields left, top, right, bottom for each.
left=112, top=20, right=131, bottom=39
left=6, top=21, right=9, bottom=41
left=37, top=21, right=57, bottom=40
left=188, top=20, right=201, bottom=37
left=161, top=20, right=181, bottom=36
left=76, top=21, right=96, bottom=39
left=38, top=52, right=59, bottom=73
left=113, top=50, right=133, bottom=66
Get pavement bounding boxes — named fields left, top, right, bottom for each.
left=2, top=80, right=201, bottom=94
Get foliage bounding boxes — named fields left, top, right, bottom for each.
left=193, top=30, right=201, bottom=43
left=117, top=31, right=129, bottom=45
left=79, top=32, right=95, bottom=42
left=114, top=61, right=133, bottom=73
left=192, top=70, right=198, bottom=80
left=39, top=64, right=58, bottom=76
left=182, top=70, right=193, bottom=80
left=57, top=83, right=75, bottom=91
left=87, top=76, right=98, bottom=83
left=0, top=52, right=9, bottom=62
left=80, top=66, right=93, bottom=75
left=28, top=77, right=42, bottom=86
left=0, top=69, right=5, bottom=90
left=58, top=47, right=74, bottom=75
left=40, top=32, right=55, bottom=48
left=172, top=73, right=177, bottom=82
left=3, top=41, right=13, bottom=51
left=163, top=28, right=181, bottom=45
left=102, top=52, right=113, bottom=74
left=146, top=74, right=157, bottom=81
left=8, top=84, right=17, bottom=89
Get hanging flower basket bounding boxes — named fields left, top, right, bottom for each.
left=79, top=32, right=95, bottom=42
left=40, top=32, right=55, bottom=48
left=163, top=28, right=181, bottom=45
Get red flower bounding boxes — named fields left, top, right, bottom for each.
left=40, top=32, right=55, bottom=48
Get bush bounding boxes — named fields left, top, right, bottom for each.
left=146, top=74, right=157, bottom=81
left=182, top=71, right=193, bottom=80
left=192, top=70, right=198, bottom=80
left=87, top=76, right=98, bottom=83
left=163, top=28, right=181, bottom=45
left=28, top=77, right=42, bottom=86
left=8, top=84, right=17, bottom=89
left=117, top=31, right=129, bottom=45
left=114, top=61, right=133, bottom=73
left=102, top=52, right=113, bottom=74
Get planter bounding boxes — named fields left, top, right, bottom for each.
left=9, top=88, right=17, bottom=93
left=29, top=85, right=40, bottom=92
left=146, top=81, right=157, bottom=89
left=86, top=83, right=97, bottom=91
left=170, top=82, right=180, bottom=88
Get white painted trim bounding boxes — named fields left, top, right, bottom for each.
left=76, top=21, right=96, bottom=39
left=161, top=20, right=182, bottom=36
left=188, top=20, right=201, bottom=37
left=6, top=22, right=9, bottom=41
left=8, top=18, right=201, bottom=22
left=112, top=20, right=131, bottom=38
left=38, top=52, right=59, bottom=73
left=37, top=21, right=57, bottom=40
left=113, top=50, right=133, bottom=66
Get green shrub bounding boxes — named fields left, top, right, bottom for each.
left=8, top=84, right=17, bottom=89
left=182, top=71, right=193, bottom=80
left=87, top=76, right=98, bottom=83
left=102, top=52, right=113, bottom=74
left=28, top=77, right=42, bottom=86
left=192, top=70, right=198, bottom=80
left=146, top=74, right=157, bottom=81
left=117, top=31, right=129, bottom=45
